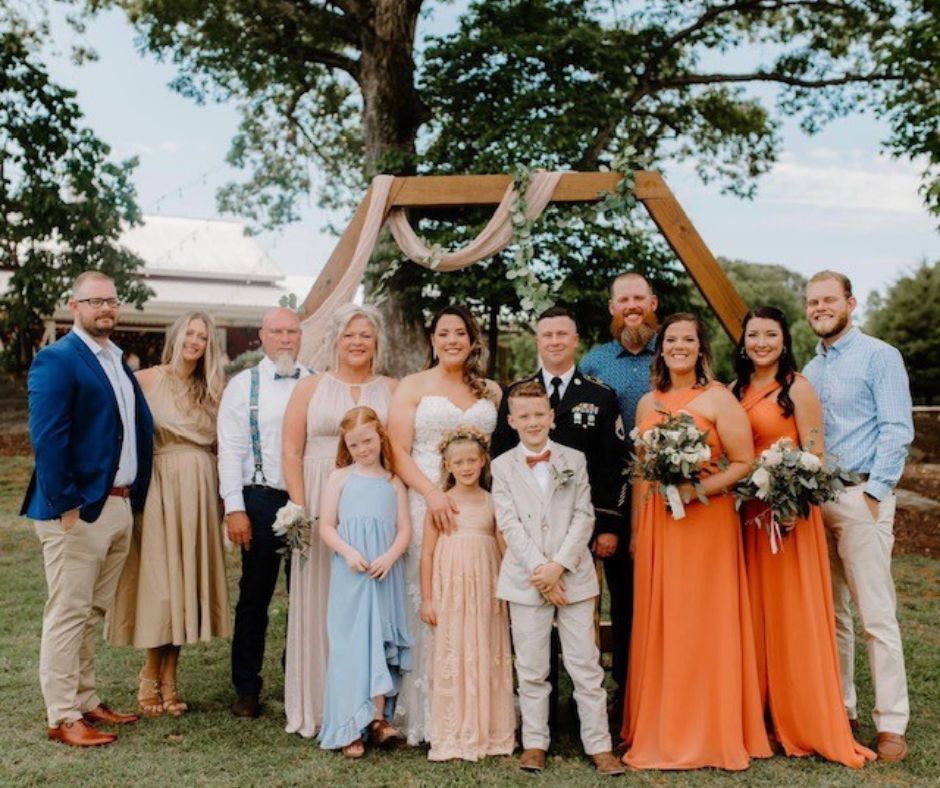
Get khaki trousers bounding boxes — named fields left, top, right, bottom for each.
left=822, top=486, right=909, bottom=735
left=509, top=598, right=611, bottom=755
left=34, top=497, right=133, bottom=726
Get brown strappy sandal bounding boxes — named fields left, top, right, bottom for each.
left=137, top=673, right=164, bottom=717
left=160, top=682, right=188, bottom=717
left=341, top=738, right=365, bottom=758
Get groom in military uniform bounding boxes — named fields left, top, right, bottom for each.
left=492, top=305, right=629, bottom=716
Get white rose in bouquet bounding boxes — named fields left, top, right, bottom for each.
left=761, top=448, right=784, bottom=468
left=751, top=467, right=772, bottom=499
left=798, top=452, right=822, bottom=472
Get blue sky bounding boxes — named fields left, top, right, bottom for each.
left=43, top=5, right=939, bottom=310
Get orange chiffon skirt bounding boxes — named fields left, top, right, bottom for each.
left=744, top=502, right=875, bottom=767
left=622, top=489, right=772, bottom=770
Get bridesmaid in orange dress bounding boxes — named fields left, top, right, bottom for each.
left=731, top=306, right=875, bottom=768
left=622, top=313, right=771, bottom=771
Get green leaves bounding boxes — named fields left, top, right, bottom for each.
left=0, top=30, right=148, bottom=368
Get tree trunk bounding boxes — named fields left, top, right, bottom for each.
left=357, top=1, right=429, bottom=378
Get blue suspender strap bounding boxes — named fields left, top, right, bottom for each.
left=249, top=366, right=267, bottom=485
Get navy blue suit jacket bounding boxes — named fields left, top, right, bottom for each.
left=20, top=331, right=154, bottom=522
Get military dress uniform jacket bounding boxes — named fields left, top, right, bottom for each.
left=491, top=368, right=628, bottom=537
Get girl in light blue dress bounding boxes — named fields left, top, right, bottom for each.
left=317, top=406, right=412, bottom=758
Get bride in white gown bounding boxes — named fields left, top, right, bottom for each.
left=387, top=306, right=500, bottom=745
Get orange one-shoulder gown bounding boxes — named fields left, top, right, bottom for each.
left=741, top=378, right=875, bottom=768
left=622, top=384, right=772, bottom=770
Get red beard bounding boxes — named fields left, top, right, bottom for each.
left=611, top=310, right=658, bottom=349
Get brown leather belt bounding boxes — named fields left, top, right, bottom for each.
left=108, top=486, right=132, bottom=498
left=841, top=473, right=871, bottom=486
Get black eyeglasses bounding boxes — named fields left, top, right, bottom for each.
left=76, top=298, right=121, bottom=309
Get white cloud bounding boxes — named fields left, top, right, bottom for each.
left=759, top=150, right=926, bottom=215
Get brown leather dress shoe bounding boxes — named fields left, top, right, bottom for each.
left=875, top=732, right=909, bottom=762
left=231, top=694, right=261, bottom=719
left=48, top=720, right=117, bottom=747
left=590, top=751, right=626, bottom=776
left=520, top=748, right=547, bottom=772
left=83, top=704, right=139, bottom=726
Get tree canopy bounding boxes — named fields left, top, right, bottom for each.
left=866, top=260, right=940, bottom=405
left=90, top=0, right=937, bottom=371
left=0, top=17, right=148, bottom=368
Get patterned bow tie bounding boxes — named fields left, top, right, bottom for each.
left=525, top=450, right=551, bottom=468
left=274, top=369, right=300, bottom=380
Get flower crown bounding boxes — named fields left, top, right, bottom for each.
left=437, top=425, right=491, bottom=456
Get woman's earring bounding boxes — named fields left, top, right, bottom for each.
left=739, top=346, right=748, bottom=358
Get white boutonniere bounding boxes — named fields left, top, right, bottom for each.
left=550, top=464, right=575, bottom=489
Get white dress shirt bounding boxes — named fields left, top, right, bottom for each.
left=71, top=324, right=137, bottom=487
left=217, top=355, right=310, bottom=514
left=540, top=365, right=575, bottom=402
left=522, top=439, right=555, bottom=496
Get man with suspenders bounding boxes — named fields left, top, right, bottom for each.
left=217, top=308, right=310, bottom=718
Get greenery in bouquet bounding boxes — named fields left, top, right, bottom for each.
left=272, top=501, right=317, bottom=568
left=630, top=410, right=713, bottom=519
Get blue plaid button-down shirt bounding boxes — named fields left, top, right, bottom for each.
left=802, top=326, right=913, bottom=501
left=580, top=338, right=655, bottom=433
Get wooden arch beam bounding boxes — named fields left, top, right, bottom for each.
left=301, top=171, right=747, bottom=341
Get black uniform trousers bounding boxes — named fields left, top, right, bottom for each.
left=231, top=485, right=291, bottom=698
left=603, top=532, right=633, bottom=699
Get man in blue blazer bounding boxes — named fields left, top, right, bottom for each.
left=22, top=271, right=153, bottom=747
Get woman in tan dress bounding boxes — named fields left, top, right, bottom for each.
left=282, top=303, right=397, bottom=738
left=107, top=311, right=229, bottom=716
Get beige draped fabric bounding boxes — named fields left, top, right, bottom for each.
left=299, top=172, right=563, bottom=371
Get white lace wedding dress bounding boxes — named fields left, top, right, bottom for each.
left=393, top=394, right=498, bottom=745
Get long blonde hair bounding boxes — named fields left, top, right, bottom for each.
left=437, top=426, right=492, bottom=492
left=161, top=312, right=225, bottom=408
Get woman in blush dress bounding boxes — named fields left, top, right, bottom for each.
left=731, top=306, right=875, bottom=768
left=281, top=304, right=397, bottom=738
left=387, top=305, right=501, bottom=745
left=622, top=313, right=771, bottom=770
left=107, top=312, right=229, bottom=717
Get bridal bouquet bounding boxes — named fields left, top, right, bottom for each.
left=631, top=411, right=712, bottom=520
left=736, top=437, right=849, bottom=553
left=272, top=501, right=317, bottom=567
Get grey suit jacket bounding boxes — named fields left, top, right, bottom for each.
left=492, top=441, right=598, bottom=606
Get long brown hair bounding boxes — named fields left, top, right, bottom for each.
left=335, top=407, right=395, bottom=474
left=425, top=305, right=490, bottom=400
left=650, top=312, right=713, bottom=392
left=437, top=426, right=492, bottom=492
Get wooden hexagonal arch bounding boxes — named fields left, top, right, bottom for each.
left=301, top=171, right=748, bottom=341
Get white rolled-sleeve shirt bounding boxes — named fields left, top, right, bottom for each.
left=71, top=324, right=138, bottom=487
left=217, top=355, right=310, bottom=514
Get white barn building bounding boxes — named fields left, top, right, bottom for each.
left=41, top=215, right=313, bottom=366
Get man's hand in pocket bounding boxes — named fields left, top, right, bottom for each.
left=61, top=508, right=80, bottom=531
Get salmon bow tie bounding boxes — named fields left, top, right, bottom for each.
left=525, top=450, right=551, bottom=468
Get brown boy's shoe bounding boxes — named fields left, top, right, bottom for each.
left=520, top=748, right=547, bottom=772
left=875, top=732, right=908, bottom=762
left=48, top=720, right=117, bottom=747
left=590, top=751, right=626, bottom=775
left=367, top=719, right=405, bottom=748
left=83, top=703, right=139, bottom=726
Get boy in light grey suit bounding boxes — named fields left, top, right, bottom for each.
left=492, top=381, right=623, bottom=776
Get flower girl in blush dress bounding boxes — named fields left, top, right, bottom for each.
left=317, top=407, right=412, bottom=759
left=419, top=427, right=515, bottom=762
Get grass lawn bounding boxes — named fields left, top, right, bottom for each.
left=2, top=455, right=938, bottom=787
